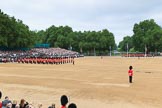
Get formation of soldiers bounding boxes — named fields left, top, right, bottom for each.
left=17, top=57, right=74, bottom=64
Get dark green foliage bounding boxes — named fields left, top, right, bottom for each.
left=39, top=26, right=116, bottom=55
left=0, top=10, right=116, bottom=54
left=118, top=36, right=133, bottom=51
left=118, top=19, right=162, bottom=52
left=132, top=19, right=162, bottom=52
left=0, top=9, right=35, bottom=49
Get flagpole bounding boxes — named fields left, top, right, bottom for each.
left=145, top=45, right=147, bottom=57
left=109, top=46, right=111, bottom=56
left=127, top=43, right=128, bottom=57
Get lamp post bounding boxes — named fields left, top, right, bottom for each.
left=127, top=43, right=128, bottom=57
left=109, top=46, right=111, bottom=56
left=145, top=45, right=147, bottom=57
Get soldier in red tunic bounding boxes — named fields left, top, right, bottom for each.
left=128, top=66, right=133, bottom=83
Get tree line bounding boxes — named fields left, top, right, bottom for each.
left=0, top=10, right=116, bottom=55
left=118, top=19, right=162, bottom=53
left=36, top=25, right=116, bottom=55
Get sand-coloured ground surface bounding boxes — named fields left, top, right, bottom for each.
left=0, top=57, right=162, bottom=108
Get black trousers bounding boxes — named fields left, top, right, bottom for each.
left=129, top=76, right=132, bottom=83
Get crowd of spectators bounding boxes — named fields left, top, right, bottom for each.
left=0, top=48, right=80, bottom=64
left=0, top=91, right=77, bottom=108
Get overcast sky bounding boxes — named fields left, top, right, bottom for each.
left=0, top=0, right=162, bottom=44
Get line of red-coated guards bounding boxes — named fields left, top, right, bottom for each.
left=1, top=57, right=75, bottom=65
left=18, top=57, right=75, bottom=64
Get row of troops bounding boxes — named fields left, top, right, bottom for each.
left=1, top=57, right=75, bottom=65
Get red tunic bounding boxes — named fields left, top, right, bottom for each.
left=128, top=70, right=133, bottom=76
left=61, top=106, right=66, bottom=108
left=0, top=102, right=2, bottom=108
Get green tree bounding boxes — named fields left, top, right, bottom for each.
left=118, top=36, right=133, bottom=51
left=132, top=19, right=162, bottom=52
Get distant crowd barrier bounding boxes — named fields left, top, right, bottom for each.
left=122, top=53, right=153, bottom=57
